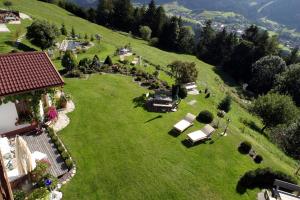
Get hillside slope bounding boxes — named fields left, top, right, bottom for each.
left=73, top=0, right=300, bottom=30
left=0, top=0, right=298, bottom=199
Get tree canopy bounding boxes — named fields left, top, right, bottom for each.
left=139, top=26, right=152, bottom=41
left=274, top=64, right=300, bottom=106
left=251, top=93, right=298, bottom=131
left=218, top=95, right=232, bottom=113
left=26, top=20, right=60, bottom=50
left=61, top=50, right=77, bottom=71
left=249, top=56, right=287, bottom=94
left=168, top=61, right=198, bottom=84
left=271, top=120, right=300, bottom=159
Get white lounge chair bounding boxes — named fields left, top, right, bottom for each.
left=187, top=124, right=215, bottom=144
left=173, top=113, right=196, bottom=133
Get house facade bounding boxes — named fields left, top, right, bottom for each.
left=0, top=52, right=64, bottom=137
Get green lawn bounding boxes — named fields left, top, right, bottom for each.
left=60, top=74, right=293, bottom=200
left=0, top=1, right=298, bottom=199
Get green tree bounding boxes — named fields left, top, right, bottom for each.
left=96, top=0, right=114, bottom=26
left=168, top=61, right=198, bottom=84
left=26, top=20, right=60, bottom=50
left=91, top=55, right=101, bottom=70
left=143, top=0, right=157, bottom=34
left=274, top=64, right=300, bottom=106
left=139, top=26, right=152, bottom=41
left=218, top=95, right=232, bottom=113
left=159, top=16, right=180, bottom=50
left=90, top=34, right=94, bottom=41
left=61, top=50, right=77, bottom=71
left=3, top=0, right=12, bottom=8
left=285, top=46, right=299, bottom=65
left=251, top=93, right=298, bottom=132
left=104, top=55, right=113, bottom=66
left=271, top=121, right=300, bottom=159
left=60, top=23, right=67, bottom=36
left=249, top=56, right=287, bottom=94
left=71, top=26, right=76, bottom=38
left=196, top=20, right=216, bottom=61
left=87, top=7, right=97, bottom=23
left=152, top=6, right=167, bottom=37
left=112, top=0, right=133, bottom=31
left=84, top=33, right=88, bottom=40
left=177, top=26, right=195, bottom=54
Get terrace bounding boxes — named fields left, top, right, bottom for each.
left=23, top=132, right=68, bottom=178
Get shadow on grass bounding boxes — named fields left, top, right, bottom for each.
left=236, top=183, right=247, bottom=194
left=5, top=41, right=36, bottom=52
left=181, top=139, right=207, bottom=148
left=168, top=129, right=180, bottom=138
left=145, top=115, right=162, bottom=123
left=212, top=66, right=237, bottom=87
left=244, top=120, right=262, bottom=134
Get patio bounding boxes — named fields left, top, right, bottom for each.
left=23, top=132, right=68, bottom=178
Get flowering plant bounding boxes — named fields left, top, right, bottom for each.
left=47, top=106, right=58, bottom=121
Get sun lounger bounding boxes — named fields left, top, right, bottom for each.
left=187, top=124, right=215, bottom=144
left=173, top=113, right=196, bottom=132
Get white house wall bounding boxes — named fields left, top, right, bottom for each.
left=0, top=102, right=30, bottom=134
left=39, top=100, right=44, bottom=121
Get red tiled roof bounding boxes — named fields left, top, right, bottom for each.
left=0, top=51, right=64, bottom=97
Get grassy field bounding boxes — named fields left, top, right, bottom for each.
left=0, top=0, right=298, bottom=199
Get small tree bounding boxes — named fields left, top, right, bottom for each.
left=139, top=26, right=152, bottom=41
left=104, top=56, right=113, bottom=66
left=251, top=92, right=298, bottom=132
left=60, top=23, right=67, bottom=36
left=84, top=33, right=88, bottom=40
left=168, top=61, right=198, bottom=84
left=90, top=34, right=94, bottom=41
left=218, top=95, right=232, bottom=113
left=71, top=27, right=76, bottom=39
left=26, top=20, right=60, bottom=50
left=61, top=50, right=77, bottom=71
left=3, top=0, right=12, bottom=8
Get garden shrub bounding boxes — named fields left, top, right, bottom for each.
left=13, top=190, right=25, bottom=200
left=135, top=77, right=142, bottom=82
left=178, top=86, right=188, bottom=99
left=65, top=69, right=82, bottom=78
left=65, top=158, right=73, bottom=169
left=48, top=129, right=54, bottom=138
left=30, top=160, right=50, bottom=182
left=51, top=135, right=58, bottom=143
left=149, top=82, right=160, bottom=90
left=197, top=110, right=214, bottom=124
left=104, top=56, right=113, bottom=66
left=37, top=173, right=58, bottom=191
left=218, top=95, right=232, bottom=113
left=237, top=168, right=296, bottom=193
left=254, top=155, right=263, bottom=164
left=205, top=93, right=210, bottom=98
left=57, top=145, right=64, bottom=153
left=153, top=71, right=159, bottom=77
left=238, top=141, right=252, bottom=154
left=54, top=140, right=61, bottom=147
left=27, top=187, right=50, bottom=200
left=61, top=151, right=70, bottom=160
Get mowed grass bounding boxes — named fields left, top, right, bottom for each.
left=60, top=74, right=292, bottom=200
left=0, top=0, right=298, bottom=199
